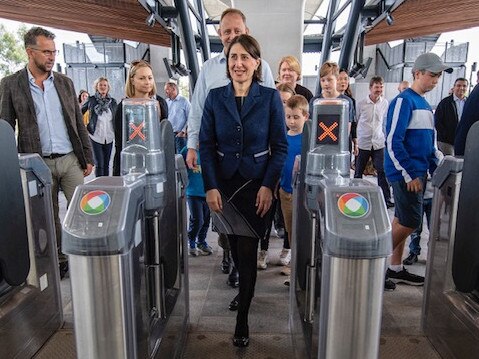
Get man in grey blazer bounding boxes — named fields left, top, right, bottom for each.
left=0, top=27, right=93, bottom=274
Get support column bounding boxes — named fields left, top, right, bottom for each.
left=338, top=0, right=366, bottom=71
left=317, top=0, right=340, bottom=95
left=174, top=0, right=200, bottom=89
left=234, top=0, right=306, bottom=80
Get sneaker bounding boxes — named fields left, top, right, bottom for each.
left=284, top=277, right=290, bottom=286
left=384, top=278, right=396, bottom=291
left=189, top=247, right=198, bottom=256
left=275, top=228, right=285, bottom=239
left=280, top=266, right=291, bottom=276
left=257, top=250, right=268, bottom=269
left=403, top=253, right=418, bottom=265
left=386, top=267, right=424, bottom=286
left=197, top=243, right=213, bottom=255
left=279, top=248, right=291, bottom=266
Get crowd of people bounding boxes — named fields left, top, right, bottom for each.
left=1, top=7, right=479, bottom=349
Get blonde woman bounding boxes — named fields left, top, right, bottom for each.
left=112, top=60, right=168, bottom=175
left=277, top=55, right=313, bottom=102
left=81, top=77, right=117, bottom=176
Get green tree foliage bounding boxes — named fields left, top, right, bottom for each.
left=0, top=24, right=29, bottom=78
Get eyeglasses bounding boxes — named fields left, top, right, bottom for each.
left=29, top=47, right=59, bottom=56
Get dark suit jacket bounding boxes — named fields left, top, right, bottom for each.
left=435, top=94, right=459, bottom=146
left=455, top=84, right=479, bottom=155
left=199, top=81, right=288, bottom=191
left=0, top=68, right=93, bottom=169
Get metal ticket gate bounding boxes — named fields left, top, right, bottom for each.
left=0, top=120, right=62, bottom=359
left=63, top=99, right=188, bottom=358
left=289, top=99, right=392, bottom=359
left=423, top=122, right=479, bottom=358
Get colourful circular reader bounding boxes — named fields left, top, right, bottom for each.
left=337, top=192, right=369, bottom=219
left=80, top=190, right=111, bottom=215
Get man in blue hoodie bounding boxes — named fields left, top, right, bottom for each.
left=384, top=53, right=449, bottom=289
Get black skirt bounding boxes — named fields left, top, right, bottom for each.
left=213, top=172, right=273, bottom=239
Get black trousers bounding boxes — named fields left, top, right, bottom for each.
left=354, top=147, right=391, bottom=201
left=228, top=234, right=259, bottom=336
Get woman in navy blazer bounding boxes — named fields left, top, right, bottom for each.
left=199, top=34, right=287, bottom=347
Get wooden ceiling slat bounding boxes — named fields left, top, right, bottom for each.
left=365, top=0, right=479, bottom=45
left=0, top=0, right=171, bottom=47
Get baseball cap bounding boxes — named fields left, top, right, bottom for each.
left=413, top=53, right=453, bottom=74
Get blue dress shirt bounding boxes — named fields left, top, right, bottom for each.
left=166, top=94, right=190, bottom=132
left=27, top=68, right=73, bottom=155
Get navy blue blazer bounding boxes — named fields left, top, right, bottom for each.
left=199, top=81, right=287, bottom=191
left=455, top=84, right=479, bottom=155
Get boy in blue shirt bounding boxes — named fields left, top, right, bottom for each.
left=385, top=53, right=448, bottom=287
left=181, top=147, right=213, bottom=256
left=279, top=95, right=309, bottom=285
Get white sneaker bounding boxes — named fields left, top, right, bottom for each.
left=279, top=248, right=291, bottom=266
left=257, top=250, right=268, bottom=269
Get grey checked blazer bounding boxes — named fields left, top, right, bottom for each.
left=0, top=67, right=93, bottom=169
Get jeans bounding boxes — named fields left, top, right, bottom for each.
left=91, top=139, right=113, bottom=177
left=187, top=196, right=210, bottom=248
left=409, top=198, right=432, bottom=255
left=354, top=147, right=391, bottom=201
left=175, top=135, right=187, bottom=154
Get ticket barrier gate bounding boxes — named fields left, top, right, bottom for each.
left=423, top=122, right=479, bottom=358
left=0, top=120, right=62, bottom=358
left=63, top=99, right=188, bottom=358
left=289, top=100, right=392, bottom=359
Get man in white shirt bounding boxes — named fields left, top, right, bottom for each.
left=185, top=8, right=275, bottom=169
left=354, top=76, right=393, bottom=207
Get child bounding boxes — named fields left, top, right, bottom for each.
left=310, top=61, right=355, bottom=125
left=277, top=83, right=296, bottom=106
left=280, top=95, right=310, bottom=285
left=257, top=83, right=297, bottom=270
left=180, top=146, right=213, bottom=256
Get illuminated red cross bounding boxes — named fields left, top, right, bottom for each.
left=318, top=121, right=338, bottom=142
left=129, top=122, right=146, bottom=141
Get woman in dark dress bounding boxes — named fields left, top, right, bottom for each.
left=199, top=34, right=287, bottom=347
left=338, top=68, right=359, bottom=162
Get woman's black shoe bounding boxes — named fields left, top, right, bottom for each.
left=221, top=259, right=231, bottom=274
left=227, top=267, right=239, bottom=288
left=221, top=250, right=231, bottom=274
left=232, top=336, right=249, bottom=347
left=229, top=295, right=239, bottom=311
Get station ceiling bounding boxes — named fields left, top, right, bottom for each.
left=0, top=0, right=171, bottom=46
left=1, top=0, right=478, bottom=49
left=365, top=0, right=479, bottom=45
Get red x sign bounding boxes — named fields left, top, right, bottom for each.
left=129, top=122, right=146, bottom=141
left=318, top=121, right=338, bottom=142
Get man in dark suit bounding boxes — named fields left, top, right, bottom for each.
left=0, top=27, right=93, bottom=273
left=435, top=77, right=468, bottom=155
